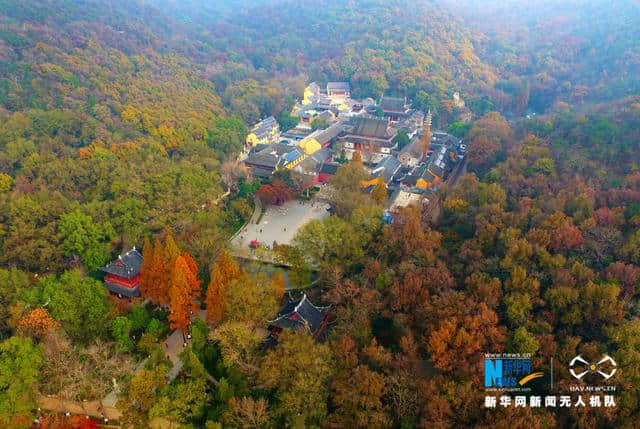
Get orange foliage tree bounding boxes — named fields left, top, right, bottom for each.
left=168, top=255, right=201, bottom=331
left=18, top=308, right=59, bottom=337
left=270, top=272, right=286, bottom=301
left=143, top=238, right=167, bottom=305
left=427, top=303, right=505, bottom=380
left=205, top=249, right=244, bottom=324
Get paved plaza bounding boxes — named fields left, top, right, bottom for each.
left=232, top=199, right=330, bottom=249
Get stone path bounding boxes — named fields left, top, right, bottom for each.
left=100, top=309, right=207, bottom=408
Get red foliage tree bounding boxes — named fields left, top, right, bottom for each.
left=256, top=179, right=294, bottom=206
left=606, top=262, right=640, bottom=298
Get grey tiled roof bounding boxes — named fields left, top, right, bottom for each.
left=373, top=155, right=402, bottom=183
left=350, top=117, right=392, bottom=139
left=101, top=248, right=142, bottom=279
left=327, top=82, right=350, bottom=92
left=313, top=122, right=344, bottom=144
left=428, top=161, right=446, bottom=178
left=246, top=144, right=298, bottom=168
left=380, top=96, right=407, bottom=111
left=319, top=162, right=340, bottom=175
left=311, top=148, right=333, bottom=163
left=250, top=116, right=279, bottom=139
left=270, top=294, right=329, bottom=335
left=404, top=164, right=427, bottom=186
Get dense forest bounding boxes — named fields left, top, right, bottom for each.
left=0, top=0, right=639, bottom=428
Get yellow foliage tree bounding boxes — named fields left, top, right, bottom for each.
left=121, top=105, right=139, bottom=124
left=371, top=181, right=388, bottom=205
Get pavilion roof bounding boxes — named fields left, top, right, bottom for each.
left=101, top=248, right=142, bottom=279
left=269, top=294, right=329, bottom=335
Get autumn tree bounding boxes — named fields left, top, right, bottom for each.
left=270, top=272, right=286, bottom=300
left=606, top=262, right=640, bottom=298
left=223, top=275, right=279, bottom=326
left=168, top=256, right=201, bottom=331
left=38, top=415, right=99, bottom=429
left=117, top=364, right=169, bottom=427
left=144, top=232, right=185, bottom=306
left=427, top=303, right=505, bottom=378
left=205, top=249, right=244, bottom=324
left=145, top=238, right=168, bottom=305
left=224, top=397, right=271, bottom=429
left=331, top=364, right=390, bottom=428
left=329, top=155, right=371, bottom=217
left=256, top=180, right=294, bottom=206
left=18, top=308, right=59, bottom=338
left=468, top=134, right=500, bottom=172
left=221, top=159, right=250, bottom=191
left=210, top=321, right=263, bottom=375
left=258, top=331, right=334, bottom=425
left=371, top=181, right=388, bottom=205
left=163, top=232, right=181, bottom=278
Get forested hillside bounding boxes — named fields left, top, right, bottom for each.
left=0, top=0, right=252, bottom=274
left=446, top=0, right=640, bottom=113
left=152, top=0, right=501, bottom=123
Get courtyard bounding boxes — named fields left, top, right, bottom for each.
left=231, top=199, right=330, bottom=250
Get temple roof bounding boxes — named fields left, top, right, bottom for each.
left=404, top=164, right=428, bottom=186
left=349, top=117, right=393, bottom=139
left=101, top=248, right=142, bottom=279
left=319, top=162, right=340, bottom=175
left=312, top=122, right=345, bottom=145
left=311, top=147, right=333, bottom=163
left=380, top=96, right=408, bottom=112
left=372, top=155, right=402, bottom=183
left=421, top=169, right=437, bottom=184
left=245, top=144, right=300, bottom=168
left=269, top=294, right=329, bottom=335
left=251, top=116, right=277, bottom=130
left=327, top=82, right=350, bottom=92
